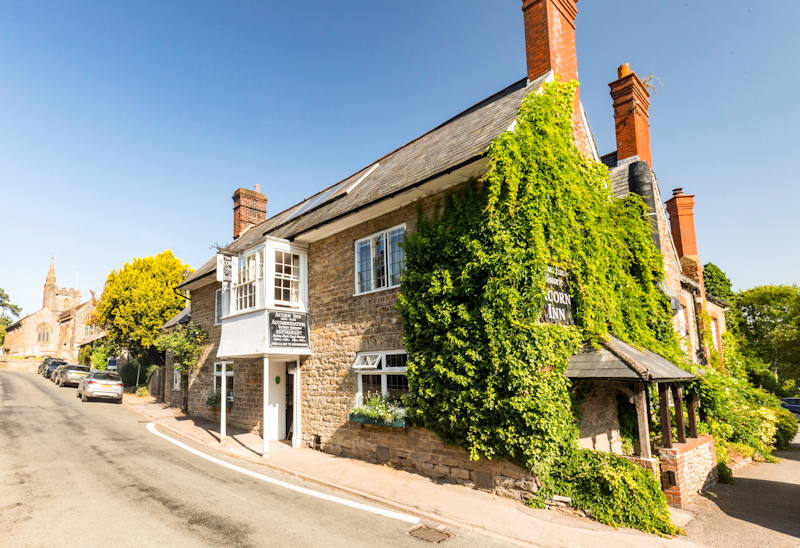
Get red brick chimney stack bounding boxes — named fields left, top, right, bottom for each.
left=665, top=188, right=705, bottom=293
left=232, top=185, right=267, bottom=239
left=522, top=0, right=591, bottom=158
left=609, top=63, right=652, bottom=167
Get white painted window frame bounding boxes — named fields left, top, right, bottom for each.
left=353, top=224, right=406, bottom=296
left=214, top=288, right=226, bottom=325
left=213, top=362, right=234, bottom=402
left=172, top=367, right=181, bottom=391
left=355, top=350, right=408, bottom=405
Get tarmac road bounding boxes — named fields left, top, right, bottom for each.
left=0, top=370, right=514, bottom=548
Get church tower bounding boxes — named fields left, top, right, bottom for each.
left=43, top=259, right=80, bottom=313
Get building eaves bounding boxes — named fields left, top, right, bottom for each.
left=706, top=294, right=730, bottom=309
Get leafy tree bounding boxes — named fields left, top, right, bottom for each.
left=0, top=287, right=22, bottom=318
left=90, top=344, right=109, bottom=370
left=703, top=263, right=734, bottom=303
left=92, top=251, right=191, bottom=366
left=0, top=288, right=21, bottom=347
left=155, top=322, right=208, bottom=412
left=736, top=284, right=800, bottom=383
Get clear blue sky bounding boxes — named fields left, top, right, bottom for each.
left=2, top=0, right=798, bottom=316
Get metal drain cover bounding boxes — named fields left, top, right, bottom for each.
left=406, top=525, right=454, bottom=543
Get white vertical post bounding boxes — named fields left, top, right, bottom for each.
left=262, top=356, right=270, bottom=457
left=220, top=363, right=227, bottom=445
left=293, top=356, right=302, bottom=448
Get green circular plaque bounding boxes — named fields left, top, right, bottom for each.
left=275, top=376, right=281, bottom=385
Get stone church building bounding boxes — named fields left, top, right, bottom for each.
left=3, top=260, right=98, bottom=360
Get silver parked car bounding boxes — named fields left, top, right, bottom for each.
left=58, top=364, right=91, bottom=387
left=51, top=362, right=70, bottom=384
left=77, top=370, right=124, bottom=403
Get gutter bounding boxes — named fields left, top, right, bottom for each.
left=280, top=155, right=486, bottom=242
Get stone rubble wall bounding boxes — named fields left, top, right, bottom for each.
left=0, top=358, right=42, bottom=371
left=577, top=383, right=623, bottom=454
left=658, top=434, right=717, bottom=508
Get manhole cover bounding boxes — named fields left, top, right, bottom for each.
left=406, top=525, right=454, bottom=543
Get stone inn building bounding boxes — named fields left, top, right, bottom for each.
left=164, top=0, right=726, bottom=508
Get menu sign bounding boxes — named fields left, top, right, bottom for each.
left=541, top=266, right=575, bottom=326
left=268, top=311, right=310, bottom=348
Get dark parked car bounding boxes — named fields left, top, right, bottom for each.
left=51, top=362, right=70, bottom=383
left=781, top=398, right=800, bottom=419
left=45, top=360, right=66, bottom=379
left=77, top=370, right=124, bottom=403
left=39, top=357, right=62, bottom=376
left=58, top=364, right=90, bottom=387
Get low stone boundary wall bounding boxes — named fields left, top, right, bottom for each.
left=0, top=358, right=42, bottom=371
left=319, top=422, right=540, bottom=504
left=623, top=455, right=659, bottom=480
left=658, top=434, right=717, bottom=508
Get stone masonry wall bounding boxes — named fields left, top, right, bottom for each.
left=577, top=383, right=623, bottom=454
left=164, top=283, right=264, bottom=434
left=658, top=434, right=717, bottom=508
left=301, top=184, right=542, bottom=502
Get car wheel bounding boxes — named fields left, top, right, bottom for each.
left=81, top=392, right=89, bottom=403
left=76, top=390, right=81, bottom=398
left=115, top=397, right=123, bottom=404
left=794, top=412, right=800, bottom=420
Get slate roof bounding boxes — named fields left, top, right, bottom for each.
left=58, top=300, right=94, bottom=320
left=78, top=330, right=105, bottom=347
left=601, top=153, right=644, bottom=199
left=179, top=74, right=550, bottom=290
left=566, top=335, right=695, bottom=383
left=161, top=305, right=192, bottom=330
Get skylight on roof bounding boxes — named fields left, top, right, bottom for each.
left=284, top=163, right=380, bottom=223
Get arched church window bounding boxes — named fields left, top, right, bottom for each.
left=37, top=323, right=51, bottom=343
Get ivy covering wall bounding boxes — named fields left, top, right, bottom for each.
left=398, top=81, right=679, bottom=535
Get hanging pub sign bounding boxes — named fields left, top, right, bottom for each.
left=269, top=311, right=310, bottom=348
left=216, top=253, right=238, bottom=283
left=541, top=265, right=575, bottom=326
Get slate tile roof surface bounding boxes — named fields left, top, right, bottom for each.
left=161, top=305, right=192, bottom=330
left=566, top=336, right=695, bottom=382
left=180, top=75, right=549, bottom=289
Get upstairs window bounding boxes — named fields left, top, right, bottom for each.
left=355, top=225, right=405, bottom=294
left=234, top=253, right=257, bottom=311
left=215, top=289, right=226, bottom=324
left=274, top=250, right=301, bottom=308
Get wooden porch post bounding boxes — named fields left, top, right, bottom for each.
left=633, top=383, right=652, bottom=458
left=671, top=383, right=686, bottom=444
left=658, top=383, right=672, bottom=448
left=687, top=393, right=699, bottom=439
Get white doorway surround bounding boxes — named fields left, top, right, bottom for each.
left=262, top=355, right=301, bottom=456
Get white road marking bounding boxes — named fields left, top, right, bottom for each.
left=146, top=422, right=420, bottom=524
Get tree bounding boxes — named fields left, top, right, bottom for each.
left=92, top=251, right=191, bottom=365
left=155, top=322, right=208, bottom=412
left=0, top=288, right=21, bottom=346
left=736, top=284, right=800, bottom=383
left=703, top=263, right=734, bottom=303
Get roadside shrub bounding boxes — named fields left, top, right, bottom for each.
left=135, top=386, right=149, bottom=397
left=774, top=408, right=799, bottom=450
left=119, top=361, right=141, bottom=387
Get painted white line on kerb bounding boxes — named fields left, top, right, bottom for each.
left=146, top=422, right=419, bottom=524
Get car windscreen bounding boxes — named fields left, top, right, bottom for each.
left=92, top=373, right=121, bottom=381
left=49, top=362, right=65, bottom=369
left=68, top=366, right=90, bottom=372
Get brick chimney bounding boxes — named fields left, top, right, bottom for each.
left=665, top=188, right=705, bottom=292
left=232, top=186, right=267, bottom=239
left=609, top=63, right=652, bottom=167
left=522, top=0, right=591, bottom=157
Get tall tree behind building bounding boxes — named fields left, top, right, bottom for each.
left=92, top=251, right=191, bottom=366
left=0, top=288, right=22, bottom=346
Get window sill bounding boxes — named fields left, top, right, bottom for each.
left=353, top=285, right=401, bottom=298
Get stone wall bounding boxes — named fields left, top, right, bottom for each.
left=164, top=283, right=264, bottom=434
left=3, top=308, right=61, bottom=357
left=0, top=358, right=42, bottom=371
left=658, top=434, right=717, bottom=508
left=577, top=382, right=623, bottom=454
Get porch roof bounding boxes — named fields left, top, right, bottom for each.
left=566, top=336, right=695, bottom=383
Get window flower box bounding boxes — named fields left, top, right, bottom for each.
left=349, top=413, right=409, bottom=428
left=207, top=401, right=233, bottom=409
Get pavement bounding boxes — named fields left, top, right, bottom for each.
left=683, top=432, right=800, bottom=548
left=123, top=393, right=703, bottom=548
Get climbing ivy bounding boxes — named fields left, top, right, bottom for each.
left=398, top=81, right=680, bottom=535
